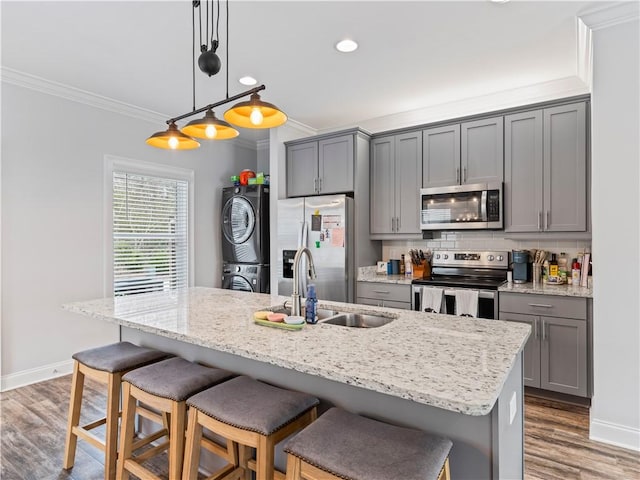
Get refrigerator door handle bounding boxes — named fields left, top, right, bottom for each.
left=300, top=221, right=309, bottom=295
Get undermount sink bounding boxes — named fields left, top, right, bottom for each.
left=319, top=313, right=395, bottom=328
left=264, top=305, right=395, bottom=328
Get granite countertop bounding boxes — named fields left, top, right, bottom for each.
left=498, top=281, right=593, bottom=298
left=357, top=266, right=414, bottom=285
left=360, top=265, right=593, bottom=299
left=63, top=287, right=530, bottom=417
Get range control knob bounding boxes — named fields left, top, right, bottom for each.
left=235, top=266, right=242, bottom=273
left=496, top=255, right=504, bottom=261
left=487, top=255, right=495, bottom=261
left=435, top=254, right=441, bottom=260
left=443, top=254, right=449, bottom=260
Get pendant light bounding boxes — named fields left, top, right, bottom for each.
left=224, top=92, right=287, bottom=129
left=146, top=0, right=286, bottom=150
left=182, top=108, right=239, bottom=139
left=146, top=122, right=200, bottom=150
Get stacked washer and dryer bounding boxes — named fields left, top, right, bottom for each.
left=220, top=185, right=270, bottom=293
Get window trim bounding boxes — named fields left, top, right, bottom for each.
left=104, top=155, right=195, bottom=297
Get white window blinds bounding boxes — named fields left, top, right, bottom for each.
left=112, top=171, right=189, bottom=296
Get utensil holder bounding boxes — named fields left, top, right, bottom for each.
left=532, top=264, right=542, bottom=285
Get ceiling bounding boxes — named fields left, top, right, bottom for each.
left=1, top=1, right=605, bottom=140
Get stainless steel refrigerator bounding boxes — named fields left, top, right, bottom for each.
left=277, top=195, right=355, bottom=303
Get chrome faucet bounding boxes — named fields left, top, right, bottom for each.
left=291, top=247, right=317, bottom=316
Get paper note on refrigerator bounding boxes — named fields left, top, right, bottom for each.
left=331, top=227, right=345, bottom=247
left=322, top=215, right=342, bottom=228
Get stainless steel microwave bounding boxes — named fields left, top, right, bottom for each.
left=419, top=182, right=503, bottom=230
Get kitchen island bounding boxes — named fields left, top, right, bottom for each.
left=64, top=287, right=530, bottom=479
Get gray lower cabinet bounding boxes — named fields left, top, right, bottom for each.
left=370, top=132, right=422, bottom=235
left=505, top=101, right=587, bottom=232
left=499, top=292, right=589, bottom=397
left=422, top=116, right=503, bottom=187
left=286, top=134, right=354, bottom=197
left=357, top=282, right=411, bottom=310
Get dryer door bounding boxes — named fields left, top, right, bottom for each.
left=223, top=274, right=255, bottom=292
left=222, top=195, right=259, bottom=263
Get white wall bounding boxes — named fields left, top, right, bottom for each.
left=587, top=11, right=640, bottom=450
left=0, top=82, right=256, bottom=389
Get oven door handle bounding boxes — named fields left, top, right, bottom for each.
left=443, top=288, right=496, bottom=300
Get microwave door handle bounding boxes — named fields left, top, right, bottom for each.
left=481, top=190, right=488, bottom=221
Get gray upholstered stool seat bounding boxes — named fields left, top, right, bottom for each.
left=122, top=357, right=234, bottom=401
left=283, top=407, right=453, bottom=480
left=63, top=342, right=171, bottom=480
left=72, top=341, right=172, bottom=372
left=117, top=357, right=234, bottom=480
left=182, top=376, right=319, bottom=480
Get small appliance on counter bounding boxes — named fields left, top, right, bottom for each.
left=511, top=250, right=531, bottom=283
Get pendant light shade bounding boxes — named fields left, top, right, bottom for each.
left=181, top=108, right=239, bottom=140
left=146, top=122, right=200, bottom=150
left=224, top=92, right=287, bottom=129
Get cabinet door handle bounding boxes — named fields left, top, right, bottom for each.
left=538, top=211, right=542, bottom=231
left=528, top=303, right=553, bottom=308
left=318, top=177, right=323, bottom=192
left=373, top=290, right=390, bottom=294
left=546, top=211, right=550, bottom=231
left=456, top=167, right=460, bottom=184
left=313, top=178, right=318, bottom=193
left=391, top=217, right=395, bottom=232
left=397, top=217, right=401, bottom=231
left=534, top=318, right=539, bottom=340
left=541, top=319, right=546, bottom=341
left=463, top=167, right=467, bottom=183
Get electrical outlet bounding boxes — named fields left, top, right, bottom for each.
left=509, top=391, right=517, bottom=425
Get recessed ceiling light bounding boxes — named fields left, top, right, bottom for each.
left=239, top=76, right=257, bottom=86
left=336, top=39, right=358, bottom=53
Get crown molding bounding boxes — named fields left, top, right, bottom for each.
left=0, top=67, right=166, bottom=124
left=579, top=1, right=640, bottom=31
left=256, top=139, right=270, bottom=150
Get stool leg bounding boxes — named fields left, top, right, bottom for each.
left=63, top=361, right=84, bottom=470
left=104, top=372, right=122, bottom=480
left=181, top=407, right=203, bottom=480
left=239, top=445, right=252, bottom=480
left=285, top=454, right=302, bottom=480
left=168, top=400, right=187, bottom=480
left=256, top=435, right=274, bottom=480
left=116, top=382, right=136, bottom=480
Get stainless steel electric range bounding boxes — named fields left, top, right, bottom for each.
left=411, top=250, right=509, bottom=319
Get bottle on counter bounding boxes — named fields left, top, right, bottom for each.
left=572, top=258, right=581, bottom=285
left=542, top=260, right=549, bottom=284
left=549, top=254, right=559, bottom=282
left=558, top=253, right=568, bottom=283
left=400, top=254, right=406, bottom=275
left=305, top=284, right=318, bottom=324
left=405, top=256, right=413, bottom=278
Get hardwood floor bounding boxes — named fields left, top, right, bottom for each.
left=1, top=375, right=638, bottom=479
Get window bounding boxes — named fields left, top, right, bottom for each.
left=106, top=157, right=193, bottom=296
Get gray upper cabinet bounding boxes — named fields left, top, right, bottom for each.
left=286, top=142, right=318, bottom=198
left=422, top=116, right=503, bottom=187
left=505, top=102, right=587, bottom=232
left=286, top=134, right=354, bottom=197
left=461, top=117, right=504, bottom=184
left=544, top=103, right=587, bottom=231
left=370, top=132, right=422, bottom=235
left=423, top=125, right=460, bottom=187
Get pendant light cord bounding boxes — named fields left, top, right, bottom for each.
left=225, top=0, right=229, bottom=99
left=192, top=1, right=196, bottom=111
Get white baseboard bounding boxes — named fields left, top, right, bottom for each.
left=590, top=418, right=640, bottom=452
left=1, top=359, right=74, bottom=392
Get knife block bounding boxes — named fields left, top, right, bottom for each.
left=413, top=261, right=431, bottom=279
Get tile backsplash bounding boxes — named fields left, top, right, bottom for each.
left=382, top=231, right=591, bottom=264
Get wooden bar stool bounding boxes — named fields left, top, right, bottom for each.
left=182, top=376, right=319, bottom=480
left=63, top=341, right=172, bottom=480
left=284, top=407, right=453, bottom=480
left=116, top=357, right=234, bottom=480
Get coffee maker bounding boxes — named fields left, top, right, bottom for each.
left=511, top=250, right=531, bottom=283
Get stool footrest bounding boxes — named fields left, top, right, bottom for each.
left=80, top=415, right=109, bottom=432
left=123, top=458, right=163, bottom=480
left=131, top=429, right=168, bottom=451
left=72, top=426, right=106, bottom=452
left=133, top=440, right=170, bottom=462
